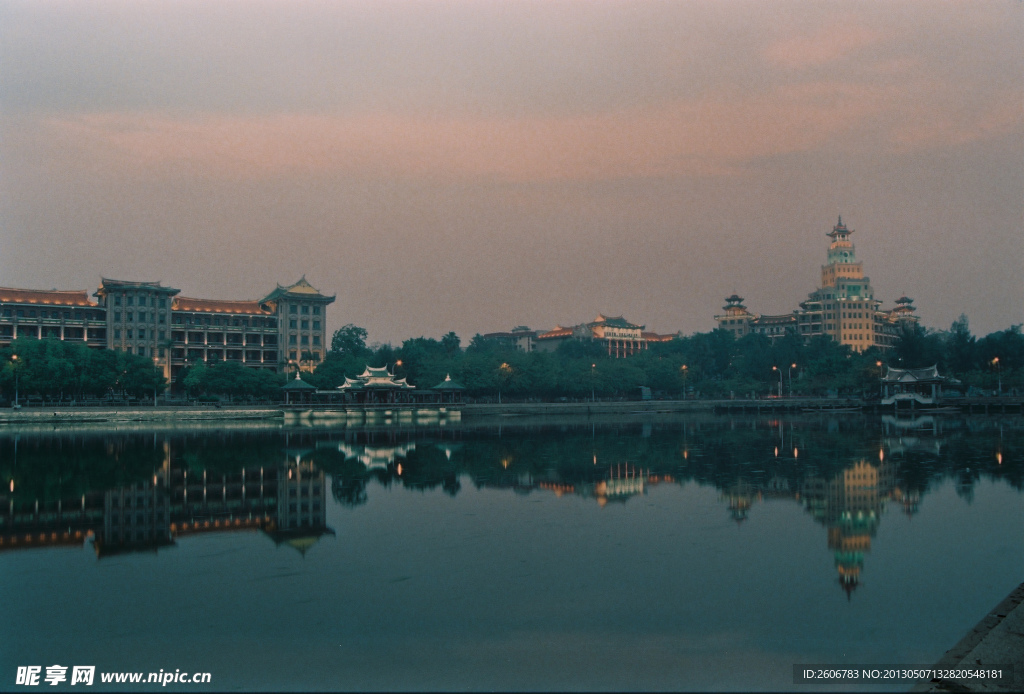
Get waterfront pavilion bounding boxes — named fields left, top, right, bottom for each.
left=338, top=366, right=417, bottom=405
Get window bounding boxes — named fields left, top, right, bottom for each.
left=127, top=296, right=134, bottom=306
left=127, top=312, right=134, bottom=322
left=313, top=306, right=321, bottom=315
left=313, top=321, right=320, bottom=330
left=289, top=305, right=297, bottom=314
left=138, top=329, right=146, bottom=339
left=159, top=330, right=165, bottom=340
left=158, top=313, right=165, bottom=324
left=138, top=311, right=146, bottom=322
left=127, top=329, right=133, bottom=339
left=289, top=350, right=297, bottom=360
left=301, top=335, right=309, bottom=345
left=289, top=335, right=297, bottom=345
left=301, top=305, right=309, bottom=314
left=159, top=298, right=166, bottom=308
left=114, top=296, right=122, bottom=306
left=313, top=336, right=320, bottom=346
left=29, top=310, right=36, bottom=317
left=40, top=310, right=48, bottom=318
left=301, top=320, right=308, bottom=329
left=289, top=319, right=297, bottom=329
left=139, top=346, right=147, bottom=356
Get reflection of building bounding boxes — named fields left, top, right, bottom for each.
left=1, top=444, right=333, bottom=558
left=536, top=315, right=675, bottom=357
left=800, top=459, right=896, bottom=598
left=0, top=276, right=334, bottom=381
left=334, top=441, right=416, bottom=470
left=714, top=217, right=919, bottom=351
left=265, top=457, right=333, bottom=555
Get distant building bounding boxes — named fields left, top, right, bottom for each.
left=0, top=276, right=334, bottom=380
left=715, top=217, right=918, bottom=351
left=480, top=326, right=537, bottom=352
left=535, top=314, right=675, bottom=357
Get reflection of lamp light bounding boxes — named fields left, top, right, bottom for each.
left=997, top=452, right=1002, bottom=465
left=879, top=449, right=885, bottom=462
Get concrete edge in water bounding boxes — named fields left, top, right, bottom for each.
left=912, top=581, right=1024, bottom=692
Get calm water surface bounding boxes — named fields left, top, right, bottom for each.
left=1, top=414, right=1022, bottom=692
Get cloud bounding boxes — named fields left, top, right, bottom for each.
left=764, top=21, right=883, bottom=69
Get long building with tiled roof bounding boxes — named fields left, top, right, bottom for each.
left=1, top=276, right=334, bottom=381
left=536, top=314, right=676, bottom=357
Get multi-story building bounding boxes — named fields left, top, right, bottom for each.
left=480, top=326, right=537, bottom=352
left=0, top=277, right=334, bottom=380
left=715, top=217, right=918, bottom=351
left=535, top=314, right=673, bottom=357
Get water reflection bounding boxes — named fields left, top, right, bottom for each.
left=0, top=434, right=333, bottom=558
left=1, top=415, right=1019, bottom=597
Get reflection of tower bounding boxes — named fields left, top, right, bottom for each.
left=801, top=459, right=894, bottom=598
left=266, top=457, right=333, bottom=555
left=721, top=480, right=761, bottom=524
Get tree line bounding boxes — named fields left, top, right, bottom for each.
left=305, top=316, right=1022, bottom=400
left=2, top=315, right=1020, bottom=402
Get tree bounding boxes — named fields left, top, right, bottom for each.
left=330, top=324, right=370, bottom=357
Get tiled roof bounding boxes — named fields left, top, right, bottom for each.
left=537, top=326, right=573, bottom=339
left=98, top=278, right=180, bottom=294
left=173, top=297, right=273, bottom=315
left=0, top=288, right=97, bottom=307
left=642, top=332, right=675, bottom=342
left=261, top=277, right=335, bottom=303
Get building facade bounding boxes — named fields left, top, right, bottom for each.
left=715, top=217, right=918, bottom=351
left=535, top=314, right=676, bottom=357
left=0, top=277, right=334, bottom=380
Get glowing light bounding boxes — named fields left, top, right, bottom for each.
left=397, top=463, right=403, bottom=475
left=774, top=446, right=778, bottom=457
left=793, top=447, right=799, bottom=458
left=997, top=452, right=1002, bottom=465
left=9, top=480, right=12, bottom=492
left=879, top=449, right=884, bottom=462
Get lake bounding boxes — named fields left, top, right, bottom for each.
left=1, top=413, right=1021, bottom=691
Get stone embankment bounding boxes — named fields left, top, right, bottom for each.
left=0, top=406, right=282, bottom=426
left=913, top=581, right=1024, bottom=693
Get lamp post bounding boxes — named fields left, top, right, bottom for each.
left=498, top=362, right=511, bottom=404
left=591, top=363, right=596, bottom=403
left=772, top=366, right=782, bottom=398
left=876, top=360, right=885, bottom=398
left=788, top=363, right=797, bottom=397
left=993, top=357, right=1001, bottom=396
left=681, top=364, right=688, bottom=400
left=10, top=354, right=19, bottom=408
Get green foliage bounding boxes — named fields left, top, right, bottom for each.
left=330, top=324, right=370, bottom=358
left=0, top=339, right=165, bottom=401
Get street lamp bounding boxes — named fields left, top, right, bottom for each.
left=788, top=363, right=797, bottom=397
left=10, top=354, right=19, bottom=408
left=591, top=363, right=596, bottom=403
left=498, top=362, right=511, bottom=404
left=993, top=357, right=1001, bottom=396
left=681, top=364, right=688, bottom=400
left=772, top=366, right=782, bottom=398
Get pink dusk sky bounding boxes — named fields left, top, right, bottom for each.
left=1, top=1, right=1021, bottom=345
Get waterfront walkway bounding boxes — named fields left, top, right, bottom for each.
left=913, top=582, right=1024, bottom=693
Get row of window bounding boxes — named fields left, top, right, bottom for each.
left=288, top=319, right=321, bottom=330
left=1, top=308, right=108, bottom=320
left=113, top=328, right=166, bottom=341
left=172, top=316, right=277, bottom=328
left=111, top=295, right=168, bottom=308
left=112, top=311, right=166, bottom=324
left=288, top=305, right=321, bottom=315
left=288, top=335, right=321, bottom=346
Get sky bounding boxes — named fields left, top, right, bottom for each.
left=1, top=0, right=1022, bottom=346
